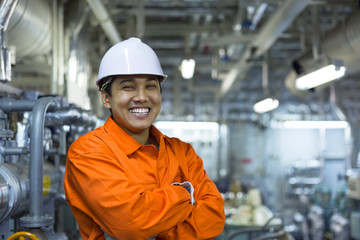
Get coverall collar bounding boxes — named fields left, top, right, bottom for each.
left=104, top=116, right=164, bottom=155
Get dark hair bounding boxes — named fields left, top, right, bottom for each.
left=99, top=76, right=163, bottom=96
left=99, top=76, right=115, bottom=96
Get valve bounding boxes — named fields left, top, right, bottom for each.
left=7, top=231, right=39, bottom=240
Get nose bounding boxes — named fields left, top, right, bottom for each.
left=133, top=87, right=149, bottom=102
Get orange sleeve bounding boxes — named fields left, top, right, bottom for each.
left=65, top=139, right=193, bottom=239
left=165, top=142, right=225, bottom=239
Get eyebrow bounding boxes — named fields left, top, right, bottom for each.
left=118, top=77, right=159, bottom=85
left=119, top=79, right=135, bottom=85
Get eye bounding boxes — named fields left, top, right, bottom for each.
left=122, top=84, right=135, bottom=90
left=146, top=84, right=157, bottom=89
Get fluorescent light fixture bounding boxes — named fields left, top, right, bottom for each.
left=295, top=64, right=346, bottom=90
left=253, top=97, right=279, bottom=113
left=283, top=121, right=348, bottom=129
left=180, top=59, right=196, bottom=79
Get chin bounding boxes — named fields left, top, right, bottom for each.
left=128, top=125, right=151, bottom=133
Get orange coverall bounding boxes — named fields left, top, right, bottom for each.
left=64, top=117, right=225, bottom=239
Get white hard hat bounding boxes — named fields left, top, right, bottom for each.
left=97, top=37, right=167, bottom=87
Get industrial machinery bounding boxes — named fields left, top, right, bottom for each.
left=0, top=90, right=98, bottom=239
left=0, top=1, right=99, bottom=238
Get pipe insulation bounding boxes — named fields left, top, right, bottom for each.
left=285, top=10, right=360, bottom=96
left=321, top=10, right=360, bottom=74
left=295, top=10, right=360, bottom=75
left=7, top=0, right=51, bottom=58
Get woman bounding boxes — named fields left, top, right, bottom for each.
left=64, top=38, right=225, bottom=239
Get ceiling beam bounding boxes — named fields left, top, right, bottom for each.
left=219, top=0, right=311, bottom=97
left=86, top=0, right=122, bottom=44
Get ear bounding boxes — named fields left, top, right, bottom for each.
left=100, top=90, right=111, bottom=109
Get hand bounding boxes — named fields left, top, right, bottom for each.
left=172, top=181, right=195, bottom=205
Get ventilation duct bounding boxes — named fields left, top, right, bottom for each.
left=286, top=10, right=360, bottom=96
left=321, top=10, right=360, bottom=74
left=7, top=0, right=51, bottom=58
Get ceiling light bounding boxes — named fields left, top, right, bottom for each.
left=295, top=62, right=346, bottom=90
left=180, top=59, right=196, bottom=79
left=253, top=97, right=279, bottom=113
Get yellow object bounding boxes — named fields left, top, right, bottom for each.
left=7, top=231, right=39, bottom=240
left=229, top=180, right=242, bottom=193
left=43, top=175, right=51, bottom=195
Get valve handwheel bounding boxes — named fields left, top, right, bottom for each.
left=7, top=232, right=39, bottom=240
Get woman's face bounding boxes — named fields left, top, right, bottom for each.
left=102, top=75, right=162, bottom=135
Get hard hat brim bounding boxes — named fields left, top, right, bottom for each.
left=96, top=74, right=167, bottom=87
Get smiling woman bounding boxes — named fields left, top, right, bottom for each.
left=101, top=75, right=162, bottom=144
left=64, top=38, right=225, bottom=240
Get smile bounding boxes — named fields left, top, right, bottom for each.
left=129, top=107, right=150, bottom=115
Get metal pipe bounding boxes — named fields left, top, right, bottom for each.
left=29, top=97, right=58, bottom=218
left=250, top=3, right=268, bottom=31
left=0, top=162, right=60, bottom=226
left=0, top=98, right=36, bottom=112
left=0, top=0, right=18, bottom=83
left=233, top=0, right=245, bottom=33
left=51, top=0, right=65, bottom=95
left=220, top=0, right=310, bottom=97
left=72, top=4, right=88, bottom=37
left=86, top=0, right=121, bottom=44
left=0, top=164, right=21, bottom=223
left=45, top=107, right=97, bottom=127
left=0, top=47, right=11, bottom=82
left=51, top=0, right=58, bottom=95
left=0, top=0, right=18, bottom=32
left=2, top=146, right=28, bottom=155
left=322, top=10, right=360, bottom=74
left=0, top=82, right=22, bottom=96
left=17, top=97, right=59, bottom=228
left=58, top=0, right=65, bottom=94
left=136, top=0, right=145, bottom=38
left=329, top=85, right=346, bottom=121
left=311, top=5, right=320, bottom=59
left=262, top=54, right=269, bottom=95
left=45, top=108, right=81, bottom=126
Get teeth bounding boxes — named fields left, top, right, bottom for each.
left=129, top=108, right=149, bottom=114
